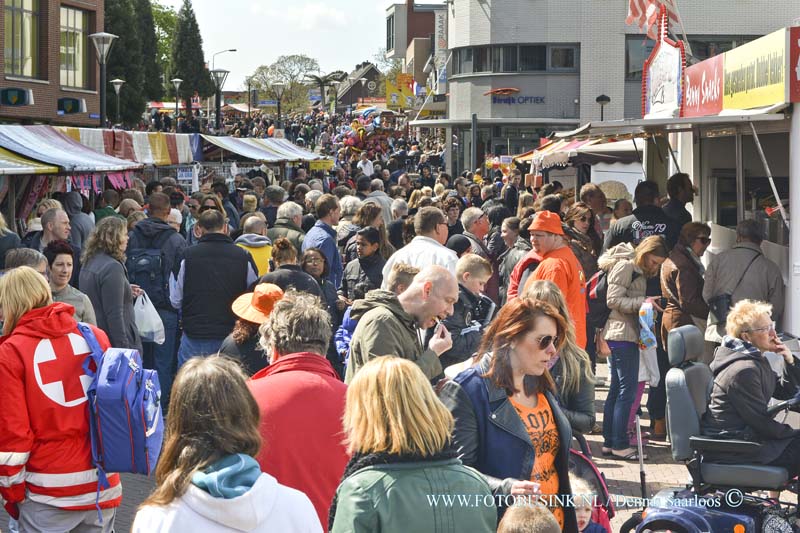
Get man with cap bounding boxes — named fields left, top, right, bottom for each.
left=523, top=210, right=588, bottom=348
left=220, top=283, right=284, bottom=376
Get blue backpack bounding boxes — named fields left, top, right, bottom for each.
left=79, top=323, right=164, bottom=485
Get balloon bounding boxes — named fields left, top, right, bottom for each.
left=268, top=125, right=275, bottom=136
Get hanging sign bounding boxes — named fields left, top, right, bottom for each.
left=682, top=54, right=723, bottom=117
left=641, top=5, right=685, bottom=119
left=723, top=28, right=787, bottom=110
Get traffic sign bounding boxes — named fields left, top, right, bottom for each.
left=258, top=100, right=277, bottom=106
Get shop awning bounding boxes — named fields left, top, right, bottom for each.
left=535, top=139, right=601, bottom=169
left=259, top=138, right=325, bottom=161
left=0, top=125, right=142, bottom=172
left=0, top=147, right=58, bottom=175
left=58, top=127, right=202, bottom=166
left=222, top=103, right=256, bottom=114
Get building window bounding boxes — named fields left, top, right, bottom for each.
left=60, top=6, right=89, bottom=88
left=501, top=45, right=517, bottom=72
left=549, top=46, right=577, bottom=70
left=386, top=15, right=394, bottom=51
left=519, top=45, right=546, bottom=71
left=452, top=49, right=461, bottom=75
left=473, top=46, right=489, bottom=73
left=4, top=0, right=39, bottom=78
left=625, top=36, right=655, bottom=81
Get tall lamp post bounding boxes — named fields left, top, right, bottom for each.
left=211, top=49, right=236, bottom=70
left=358, top=77, right=367, bottom=107
left=346, top=76, right=356, bottom=116
left=210, top=69, right=229, bottom=132
left=171, top=78, right=183, bottom=123
left=110, top=78, right=125, bottom=125
left=89, top=32, right=118, bottom=128
left=272, top=82, right=285, bottom=129
left=596, top=94, right=610, bottom=121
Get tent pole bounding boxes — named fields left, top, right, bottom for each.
left=749, top=122, right=788, bottom=228
left=632, top=137, right=647, bottom=179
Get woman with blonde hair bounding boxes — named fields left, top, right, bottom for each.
left=133, top=356, right=319, bottom=532
left=439, top=298, right=578, bottom=531
left=598, top=235, right=668, bottom=461
left=523, top=280, right=596, bottom=435
left=0, top=267, right=121, bottom=530
left=329, top=357, right=496, bottom=533
left=79, top=216, right=142, bottom=352
left=407, top=189, right=424, bottom=215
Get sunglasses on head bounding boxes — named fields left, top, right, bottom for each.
left=537, top=335, right=558, bottom=350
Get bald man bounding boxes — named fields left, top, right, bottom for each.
left=346, top=265, right=458, bottom=383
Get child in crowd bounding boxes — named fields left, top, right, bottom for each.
left=570, top=475, right=609, bottom=533
left=437, top=254, right=497, bottom=373
left=496, top=503, right=561, bottom=533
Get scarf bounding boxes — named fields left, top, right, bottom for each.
left=327, top=446, right=459, bottom=530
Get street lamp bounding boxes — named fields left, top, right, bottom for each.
left=210, top=69, right=229, bottom=132
left=272, top=82, right=285, bottom=129
left=358, top=77, right=367, bottom=107
left=347, top=76, right=356, bottom=116
left=110, top=78, right=125, bottom=125
left=89, top=32, right=118, bottom=128
left=595, top=94, right=611, bottom=121
left=211, top=49, right=236, bottom=70
left=171, top=78, right=183, bottom=123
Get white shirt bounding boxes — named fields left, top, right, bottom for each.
left=381, top=235, right=458, bottom=288
left=357, top=159, right=374, bottom=177
left=132, top=473, right=321, bottom=533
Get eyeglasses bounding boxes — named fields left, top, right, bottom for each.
left=744, top=322, right=776, bottom=334
left=305, top=257, right=324, bottom=265
left=537, top=335, right=559, bottom=350
left=696, top=236, right=711, bottom=245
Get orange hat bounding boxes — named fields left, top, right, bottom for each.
left=231, top=283, right=284, bottom=324
left=529, top=210, right=564, bottom=236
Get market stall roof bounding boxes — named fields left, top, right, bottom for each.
left=222, top=103, right=256, bottom=114
left=0, top=147, right=58, bottom=175
left=202, top=135, right=285, bottom=162
left=58, top=127, right=202, bottom=166
left=259, top=138, right=325, bottom=161
left=0, top=125, right=142, bottom=172
left=555, top=105, right=790, bottom=140
left=535, top=139, right=601, bottom=169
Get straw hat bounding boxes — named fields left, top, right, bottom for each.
left=231, top=283, right=284, bottom=324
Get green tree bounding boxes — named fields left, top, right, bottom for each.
left=305, top=71, right=346, bottom=108
left=169, top=0, right=213, bottom=110
left=133, top=0, right=162, bottom=100
left=250, top=54, right=320, bottom=113
left=105, top=0, right=146, bottom=125
left=151, top=0, right=178, bottom=88
left=372, top=47, right=402, bottom=99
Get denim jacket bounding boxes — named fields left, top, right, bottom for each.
left=438, top=355, right=577, bottom=531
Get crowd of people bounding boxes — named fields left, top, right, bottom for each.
left=0, top=152, right=797, bottom=533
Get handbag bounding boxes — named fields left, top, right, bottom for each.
left=707, top=251, right=760, bottom=325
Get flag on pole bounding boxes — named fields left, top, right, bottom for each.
left=626, top=0, right=679, bottom=40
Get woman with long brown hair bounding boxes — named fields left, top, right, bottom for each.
left=132, top=355, right=320, bottom=532
left=439, top=298, right=577, bottom=531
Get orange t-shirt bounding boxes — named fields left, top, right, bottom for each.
left=525, top=245, right=587, bottom=348
left=510, top=394, right=564, bottom=528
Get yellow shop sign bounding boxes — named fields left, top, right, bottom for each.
left=723, top=28, right=787, bottom=110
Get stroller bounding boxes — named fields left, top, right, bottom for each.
left=571, top=434, right=616, bottom=532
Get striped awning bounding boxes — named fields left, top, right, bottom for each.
left=58, top=127, right=202, bottom=166
left=0, top=147, right=58, bottom=175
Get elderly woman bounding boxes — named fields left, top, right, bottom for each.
left=43, top=240, right=96, bottom=325
left=702, top=300, right=800, bottom=477
left=440, top=298, right=577, bottom=531
left=330, top=357, right=496, bottom=533
left=79, top=217, right=142, bottom=352
left=336, top=195, right=364, bottom=254
left=660, top=222, right=711, bottom=349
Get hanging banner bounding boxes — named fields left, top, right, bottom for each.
left=386, top=73, right=416, bottom=110
left=309, top=159, right=334, bottom=171
left=723, top=28, right=787, bottom=110
left=641, top=6, right=685, bottom=119
left=790, top=26, right=800, bottom=103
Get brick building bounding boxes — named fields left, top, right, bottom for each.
left=1, top=0, right=103, bottom=126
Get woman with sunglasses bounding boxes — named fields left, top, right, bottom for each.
left=563, top=202, right=601, bottom=278
left=187, top=194, right=227, bottom=244
left=439, top=298, right=578, bottom=531
left=702, top=299, right=800, bottom=478
left=660, top=222, right=711, bottom=350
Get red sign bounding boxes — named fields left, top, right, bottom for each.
left=682, top=54, right=723, bottom=117
left=790, top=27, right=800, bottom=103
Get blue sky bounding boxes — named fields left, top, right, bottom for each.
left=159, top=0, right=444, bottom=90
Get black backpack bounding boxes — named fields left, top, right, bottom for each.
left=586, top=269, right=639, bottom=329
left=126, top=231, right=173, bottom=309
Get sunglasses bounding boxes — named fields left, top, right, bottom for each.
left=199, top=205, right=218, bottom=213
left=578, top=215, right=591, bottom=223
left=537, top=335, right=559, bottom=350
left=696, top=236, right=711, bottom=245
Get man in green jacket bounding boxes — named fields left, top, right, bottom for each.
left=345, top=265, right=458, bottom=384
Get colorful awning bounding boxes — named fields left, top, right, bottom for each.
left=202, top=136, right=328, bottom=163
left=58, top=127, right=202, bottom=166
left=0, top=125, right=141, bottom=172
left=0, top=147, right=58, bottom=175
